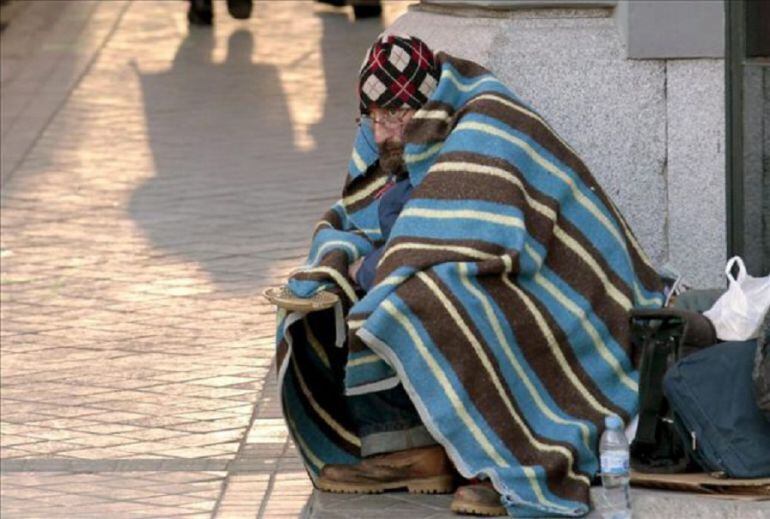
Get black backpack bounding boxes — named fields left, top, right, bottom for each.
left=629, top=307, right=716, bottom=473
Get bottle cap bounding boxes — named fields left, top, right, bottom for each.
left=605, top=414, right=623, bottom=430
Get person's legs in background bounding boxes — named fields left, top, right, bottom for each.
left=187, top=0, right=253, bottom=26
left=226, top=0, right=252, bottom=20
left=187, top=0, right=213, bottom=26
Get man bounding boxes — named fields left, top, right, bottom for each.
left=276, top=35, right=664, bottom=517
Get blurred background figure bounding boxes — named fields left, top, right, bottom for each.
left=188, top=0, right=253, bottom=26
left=317, top=0, right=382, bottom=19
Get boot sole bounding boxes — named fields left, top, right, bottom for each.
left=317, top=474, right=454, bottom=495
left=450, top=500, right=506, bottom=517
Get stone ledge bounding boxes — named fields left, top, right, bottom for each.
left=307, top=487, right=770, bottom=518
left=415, top=0, right=615, bottom=19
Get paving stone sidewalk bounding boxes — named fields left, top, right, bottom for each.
left=1, top=2, right=768, bottom=519
left=0, top=1, right=409, bottom=517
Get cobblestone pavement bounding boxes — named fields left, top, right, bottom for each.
left=2, top=2, right=768, bottom=519
left=0, top=1, right=411, bottom=517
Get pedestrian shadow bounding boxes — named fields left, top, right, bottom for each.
left=130, top=27, right=299, bottom=291
left=130, top=10, right=387, bottom=293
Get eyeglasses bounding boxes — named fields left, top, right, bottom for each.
left=354, top=110, right=412, bottom=156
left=356, top=109, right=413, bottom=130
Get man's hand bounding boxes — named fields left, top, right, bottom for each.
left=348, top=258, right=364, bottom=282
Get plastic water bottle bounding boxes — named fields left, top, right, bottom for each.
left=599, top=415, right=632, bottom=519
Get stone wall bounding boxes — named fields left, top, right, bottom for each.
left=387, top=5, right=727, bottom=287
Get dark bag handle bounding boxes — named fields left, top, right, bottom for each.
left=631, top=312, right=686, bottom=445
left=629, top=309, right=713, bottom=473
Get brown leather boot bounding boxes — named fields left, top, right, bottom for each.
left=316, top=445, right=455, bottom=494
left=450, top=481, right=506, bottom=516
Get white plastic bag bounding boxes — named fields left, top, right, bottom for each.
left=703, top=257, right=770, bottom=341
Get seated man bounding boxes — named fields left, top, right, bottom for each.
left=275, top=35, right=664, bottom=517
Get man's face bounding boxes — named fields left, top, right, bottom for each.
left=370, top=108, right=415, bottom=173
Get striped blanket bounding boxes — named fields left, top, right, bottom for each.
left=277, top=53, right=664, bottom=517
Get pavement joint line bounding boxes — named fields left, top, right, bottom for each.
left=255, top=438, right=293, bottom=519
left=0, top=459, right=232, bottom=472
left=211, top=358, right=278, bottom=518
left=0, top=457, right=294, bottom=474
left=0, top=0, right=131, bottom=189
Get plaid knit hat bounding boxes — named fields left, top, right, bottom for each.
left=358, top=35, right=440, bottom=115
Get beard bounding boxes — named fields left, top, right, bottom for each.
left=378, top=141, right=406, bottom=175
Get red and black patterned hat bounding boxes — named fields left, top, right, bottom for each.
left=358, top=34, right=440, bottom=115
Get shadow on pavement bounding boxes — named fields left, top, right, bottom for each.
left=131, top=9, right=386, bottom=293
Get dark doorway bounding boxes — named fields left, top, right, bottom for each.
left=726, top=0, right=770, bottom=275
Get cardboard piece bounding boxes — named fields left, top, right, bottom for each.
left=630, top=470, right=770, bottom=501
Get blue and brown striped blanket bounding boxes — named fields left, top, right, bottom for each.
left=276, top=53, right=663, bottom=517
